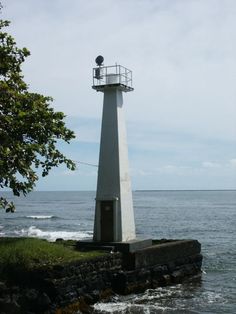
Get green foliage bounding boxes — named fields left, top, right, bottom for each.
left=0, top=10, right=76, bottom=211
left=0, top=238, right=104, bottom=272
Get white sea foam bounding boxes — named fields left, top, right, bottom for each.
left=15, top=226, right=92, bottom=242
left=93, top=302, right=128, bottom=312
left=26, top=215, right=55, bottom=219
left=93, top=302, right=171, bottom=313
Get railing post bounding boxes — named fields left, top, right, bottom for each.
left=119, top=65, right=121, bottom=84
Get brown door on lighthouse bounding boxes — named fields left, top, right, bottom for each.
left=100, top=201, right=114, bottom=242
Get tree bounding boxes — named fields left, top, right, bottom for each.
left=0, top=8, right=76, bottom=212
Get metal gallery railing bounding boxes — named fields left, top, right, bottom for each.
left=93, top=64, right=133, bottom=89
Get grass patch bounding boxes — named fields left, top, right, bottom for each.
left=0, top=237, right=105, bottom=272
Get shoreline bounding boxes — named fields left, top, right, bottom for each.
left=0, top=237, right=202, bottom=314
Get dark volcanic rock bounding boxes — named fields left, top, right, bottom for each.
left=0, top=299, right=21, bottom=314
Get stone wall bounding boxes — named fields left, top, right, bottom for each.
left=0, top=240, right=202, bottom=314
left=112, top=252, right=202, bottom=294
left=0, top=254, right=122, bottom=314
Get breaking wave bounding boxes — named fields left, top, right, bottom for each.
left=14, top=226, right=93, bottom=242
left=26, top=215, right=58, bottom=220
left=93, top=285, right=227, bottom=313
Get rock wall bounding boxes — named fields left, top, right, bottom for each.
left=0, top=254, right=122, bottom=314
left=0, top=240, right=202, bottom=314
left=113, top=253, right=202, bottom=294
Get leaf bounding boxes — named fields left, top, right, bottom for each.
left=0, top=9, right=76, bottom=212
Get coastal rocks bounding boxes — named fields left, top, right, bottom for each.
left=0, top=284, right=20, bottom=314
left=0, top=299, right=21, bottom=314
left=0, top=284, right=51, bottom=314
left=20, top=290, right=51, bottom=312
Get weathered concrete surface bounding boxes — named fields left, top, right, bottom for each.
left=123, top=239, right=201, bottom=270
left=77, top=238, right=152, bottom=253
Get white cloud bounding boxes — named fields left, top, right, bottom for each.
left=202, top=161, right=221, bottom=168
left=229, top=159, right=236, bottom=168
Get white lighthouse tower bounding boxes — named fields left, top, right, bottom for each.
left=92, top=56, right=136, bottom=243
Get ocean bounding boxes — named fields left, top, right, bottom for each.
left=0, top=190, right=235, bottom=313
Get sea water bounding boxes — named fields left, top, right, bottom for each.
left=0, top=190, right=235, bottom=313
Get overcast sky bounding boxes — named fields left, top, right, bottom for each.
left=2, top=0, right=236, bottom=190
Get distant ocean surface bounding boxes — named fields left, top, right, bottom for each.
left=0, top=190, right=235, bottom=313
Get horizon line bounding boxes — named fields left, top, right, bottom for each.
left=2, top=189, right=236, bottom=193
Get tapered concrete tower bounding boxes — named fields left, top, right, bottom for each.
left=92, top=56, right=136, bottom=242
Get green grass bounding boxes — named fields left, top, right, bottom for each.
left=0, top=237, right=105, bottom=272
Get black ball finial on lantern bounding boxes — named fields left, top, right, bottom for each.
left=95, top=55, right=104, bottom=66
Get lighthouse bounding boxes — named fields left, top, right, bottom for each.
left=92, top=56, right=136, bottom=243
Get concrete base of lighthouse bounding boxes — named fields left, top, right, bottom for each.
left=76, top=238, right=152, bottom=253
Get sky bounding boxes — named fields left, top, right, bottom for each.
left=2, top=0, right=236, bottom=190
